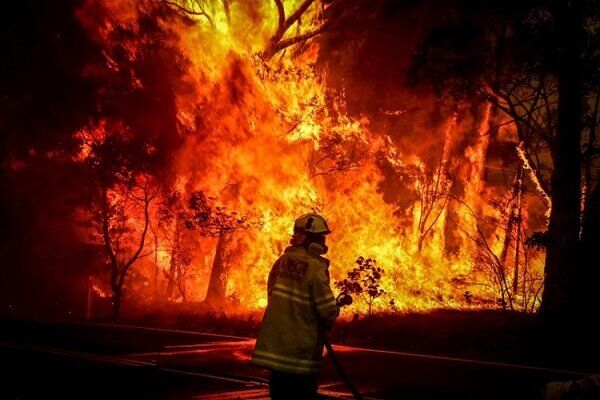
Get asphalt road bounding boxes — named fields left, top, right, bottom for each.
left=0, top=318, right=593, bottom=399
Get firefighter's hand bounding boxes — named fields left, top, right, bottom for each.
left=336, top=293, right=353, bottom=308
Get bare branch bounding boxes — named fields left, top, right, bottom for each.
left=162, top=0, right=214, bottom=27
left=263, top=0, right=332, bottom=59
left=269, top=25, right=328, bottom=56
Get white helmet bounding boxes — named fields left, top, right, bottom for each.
left=294, top=214, right=331, bottom=235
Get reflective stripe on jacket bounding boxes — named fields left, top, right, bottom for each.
left=252, top=245, right=339, bottom=374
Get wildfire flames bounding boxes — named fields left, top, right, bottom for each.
left=75, top=0, right=547, bottom=315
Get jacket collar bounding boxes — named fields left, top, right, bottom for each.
left=285, top=245, right=330, bottom=267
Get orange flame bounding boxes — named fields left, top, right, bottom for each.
left=76, top=0, right=547, bottom=314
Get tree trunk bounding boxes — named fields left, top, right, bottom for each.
left=179, top=281, right=187, bottom=303
left=153, top=231, right=159, bottom=298
left=204, top=230, right=230, bottom=305
left=512, top=167, right=524, bottom=294
left=541, top=0, right=584, bottom=317
left=165, top=219, right=181, bottom=300
left=498, top=166, right=524, bottom=298
left=580, top=87, right=599, bottom=316
left=580, top=180, right=600, bottom=314
left=111, top=284, right=122, bottom=321
left=165, top=259, right=175, bottom=300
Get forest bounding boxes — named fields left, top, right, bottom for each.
left=1, top=0, right=598, bottom=342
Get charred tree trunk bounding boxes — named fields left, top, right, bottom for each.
left=165, top=215, right=183, bottom=301
left=204, top=230, right=229, bottom=305
left=500, top=171, right=520, bottom=267
left=153, top=230, right=159, bottom=298
left=103, top=182, right=153, bottom=321
left=178, top=275, right=187, bottom=303
left=512, top=167, right=524, bottom=294
left=111, top=283, right=122, bottom=321
left=580, top=91, right=599, bottom=316
left=541, top=0, right=584, bottom=317
left=102, top=185, right=123, bottom=321
left=499, top=166, right=524, bottom=296
left=580, top=179, right=600, bottom=314
left=110, top=267, right=125, bottom=321
left=165, top=257, right=175, bottom=300
left=583, top=91, right=599, bottom=214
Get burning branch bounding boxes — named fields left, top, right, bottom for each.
left=447, top=199, right=515, bottom=310
left=447, top=190, right=543, bottom=312
left=481, top=77, right=555, bottom=206
left=262, top=0, right=336, bottom=59
left=309, top=134, right=363, bottom=178
left=161, top=0, right=215, bottom=27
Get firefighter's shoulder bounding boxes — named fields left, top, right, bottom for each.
left=283, top=245, right=328, bottom=270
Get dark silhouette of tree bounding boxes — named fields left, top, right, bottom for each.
left=101, top=177, right=157, bottom=320
left=186, top=191, right=260, bottom=306
left=83, top=129, right=159, bottom=320
left=335, top=256, right=387, bottom=315
left=161, top=0, right=215, bottom=27
left=75, top=4, right=192, bottom=318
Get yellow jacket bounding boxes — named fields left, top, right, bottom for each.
left=252, top=245, right=339, bottom=374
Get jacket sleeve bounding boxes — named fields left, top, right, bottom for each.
left=312, top=266, right=339, bottom=328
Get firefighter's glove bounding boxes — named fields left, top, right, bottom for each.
left=336, top=293, right=353, bottom=308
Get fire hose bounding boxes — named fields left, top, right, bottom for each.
left=321, top=334, right=364, bottom=400
left=320, top=293, right=363, bottom=400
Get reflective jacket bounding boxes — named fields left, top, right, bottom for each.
left=252, top=245, right=339, bottom=375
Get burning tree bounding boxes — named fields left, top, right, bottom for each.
left=155, top=190, right=193, bottom=302
left=186, top=191, right=261, bottom=306
left=163, top=0, right=338, bottom=60
left=415, top=115, right=459, bottom=252
left=7, top=0, right=598, bottom=320
left=262, top=0, right=334, bottom=60
left=409, top=0, right=600, bottom=317
left=449, top=188, right=544, bottom=312
left=335, top=256, right=387, bottom=315
left=83, top=130, right=159, bottom=320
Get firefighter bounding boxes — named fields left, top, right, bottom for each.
left=252, top=213, right=340, bottom=400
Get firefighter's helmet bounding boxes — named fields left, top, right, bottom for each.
left=294, top=214, right=331, bottom=235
